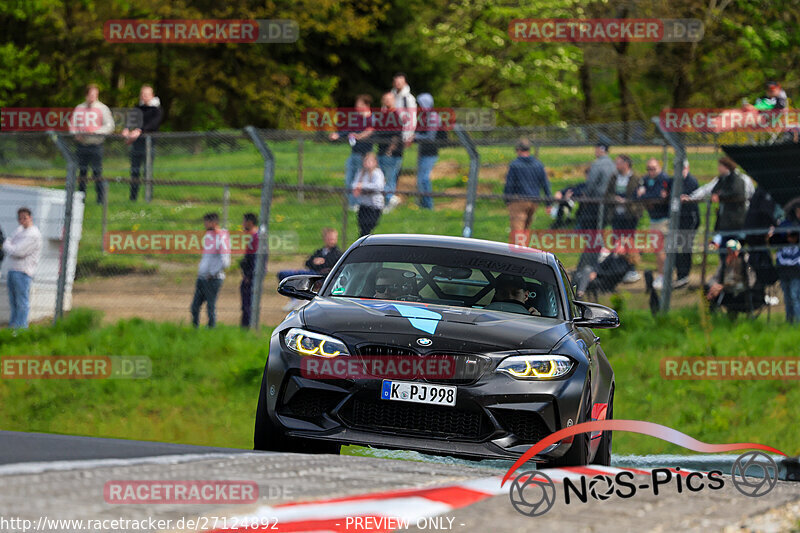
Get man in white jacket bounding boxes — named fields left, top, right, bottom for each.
left=70, top=83, right=115, bottom=204
left=385, top=73, right=417, bottom=211
left=3, top=208, right=42, bottom=329
left=191, top=212, right=231, bottom=328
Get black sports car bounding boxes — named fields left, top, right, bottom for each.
left=255, top=234, right=619, bottom=466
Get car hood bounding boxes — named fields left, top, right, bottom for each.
left=299, top=297, right=570, bottom=352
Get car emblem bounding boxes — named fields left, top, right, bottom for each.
left=416, top=338, right=432, bottom=346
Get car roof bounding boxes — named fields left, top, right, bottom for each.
left=358, top=234, right=555, bottom=266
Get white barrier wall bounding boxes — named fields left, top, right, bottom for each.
left=0, top=185, right=85, bottom=325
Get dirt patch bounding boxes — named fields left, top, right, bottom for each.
left=71, top=258, right=311, bottom=327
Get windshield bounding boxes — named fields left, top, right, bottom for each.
left=324, top=245, right=562, bottom=319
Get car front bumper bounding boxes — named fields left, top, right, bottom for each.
left=262, top=334, right=589, bottom=461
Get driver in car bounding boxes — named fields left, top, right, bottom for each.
left=373, top=268, right=414, bottom=300
left=487, top=274, right=541, bottom=315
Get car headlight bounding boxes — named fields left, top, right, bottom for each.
left=285, top=328, right=348, bottom=358
left=496, top=355, right=573, bottom=380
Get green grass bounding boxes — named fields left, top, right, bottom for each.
left=0, top=309, right=268, bottom=447
left=1, top=307, right=797, bottom=457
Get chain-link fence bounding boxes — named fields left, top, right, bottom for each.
left=2, top=120, right=798, bottom=328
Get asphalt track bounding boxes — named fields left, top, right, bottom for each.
left=1, top=431, right=799, bottom=533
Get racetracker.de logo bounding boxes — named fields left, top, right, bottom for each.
left=509, top=18, right=703, bottom=42
left=104, top=480, right=258, bottom=504
left=0, top=107, right=142, bottom=132
left=659, top=108, right=800, bottom=132
left=301, top=355, right=462, bottom=380
left=509, top=229, right=663, bottom=253
left=1, top=356, right=151, bottom=379
left=662, top=357, right=800, bottom=380
left=301, top=107, right=496, bottom=131
left=104, top=19, right=298, bottom=43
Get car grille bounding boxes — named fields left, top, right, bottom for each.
left=356, top=344, right=416, bottom=357
left=281, top=389, right=344, bottom=419
left=339, top=398, right=492, bottom=441
left=354, top=345, right=488, bottom=385
left=493, top=410, right=551, bottom=443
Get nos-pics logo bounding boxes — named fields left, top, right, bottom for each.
left=503, top=420, right=783, bottom=517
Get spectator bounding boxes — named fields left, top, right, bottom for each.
left=413, top=93, right=444, bottom=210
left=391, top=72, right=417, bottom=147
left=354, top=152, right=386, bottom=236
left=2, top=208, right=42, bottom=329
left=610, top=154, right=642, bottom=283
left=690, top=170, right=755, bottom=208
left=573, top=143, right=617, bottom=287
left=277, top=228, right=343, bottom=311
left=550, top=181, right=587, bottom=228
left=504, top=137, right=551, bottom=244
left=376, top=92, right=403, bottom=212
left=744, top=186, right=780, bottom=289
left=70, top=83, right=115, bottom=204
left=122, top=84, right=163, bottom=201
left=637, top=158, right=672, bottom=290
left=747, top=81, right=788, bottom=111
left=190, top=213, right=230, bottom=328
left=576, top=244, right=639, bottom=299
left=330, top=94, right=374, bottom=210
left=705, top=239, right=756, bottom=313
left=675, top=160, right=700, bottom=288
left=768, top=203, right=800, bottom=323
left=711, top=157, right=747, bottom=244
left=239, top=213, right=259, bottom=328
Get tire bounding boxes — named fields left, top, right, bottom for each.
left=254, top=373, right=341, bottom=455
left=592, top=387, right=613, bottom=466
left=545, top=388, right=591, bottom=468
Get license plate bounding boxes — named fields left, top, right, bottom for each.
left=380, top=380, right=456, bottom=407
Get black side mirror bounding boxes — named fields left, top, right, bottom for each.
left=573, top=300, right=620, bottom=329
left=278, top=274, right=325, bottom=301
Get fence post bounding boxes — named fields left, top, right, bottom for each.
left=222, top=185, right=230, bottom=229
left=101, top=181, right=108, bottom=252
left=341, top=193, right=349, bottom=248
left=699, top=197, right=713, bottom=284
left=145, top=135, right=153, bottom=203
left=297, top=136, right=304, bottom=202
left=652, top=118, right=685, bottom=313
left=244, top=126, right=276, bottom=330
left=49, top=133, right=77, bottom=324
left=453, top=124, right=479, bottom=238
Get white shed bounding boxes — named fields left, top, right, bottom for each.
left=1, top=184, right=85, bottom=325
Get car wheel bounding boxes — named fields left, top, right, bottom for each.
left=544, top=389, right=591, bottom=468
left=254, top=374, right=341, bottom=455
left=591, top=387, right=613, bottom=466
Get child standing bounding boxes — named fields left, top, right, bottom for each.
left=353, top=152, right=385, bottom=236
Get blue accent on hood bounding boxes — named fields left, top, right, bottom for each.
left=392, top=304, right=442, bottom=334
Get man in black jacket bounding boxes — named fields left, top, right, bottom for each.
left=711, top=157, right=747, bottom=239
left=122, top=85, right=163, bottom=201
left=277, top=228, right=343, bottom=311
left=675, top=160, right=700, bottom=287
left=240, top=213, right=259, bottom=328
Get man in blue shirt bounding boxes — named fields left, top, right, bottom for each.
left=504, top=138, right=551, bottom=244
left=637, top=158, right=672, bottom=290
